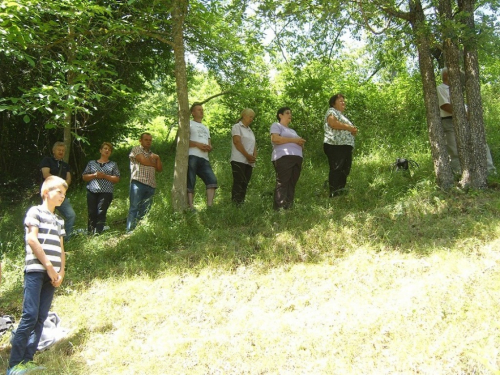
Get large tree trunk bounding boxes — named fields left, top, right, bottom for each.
left=438, top=0, right=487, bottom=189
left=459, top=0, right=488, bottom=188
left=409, top=0, right=454, bottom=189
left=171, top=0, right=190, bottom=212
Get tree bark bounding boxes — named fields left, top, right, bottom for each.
left=409, top=0, right=454, bottom=189
left=438, top=0, right=487, bottom=188
left=459, top=0, right=488, bottom=188
left=171, top=0, right=190, bottom=212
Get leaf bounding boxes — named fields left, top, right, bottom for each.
left=23, top=114, right=30, bottom=123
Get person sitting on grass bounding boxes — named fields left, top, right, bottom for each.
left=7, top=175, right=67, bottom=375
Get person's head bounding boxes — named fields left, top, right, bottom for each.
left=329, top=93, right=345, bottom=112
left=40, top=175, right=68, bottom=204
left=277, top=107, right=292, bottom=125
left=190, top=103, right=204, bottom=122
left=240, top=108, right=255, bottom=126
left=100, top=142, right=113, bottom=157
left=441, top=67, right=449, bottom=83
left=52, top=141, right=66, bottom=160
left=140, top=133, right=153, bottom=151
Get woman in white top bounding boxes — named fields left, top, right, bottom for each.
left=323, top=93, right=358, bottom=197
left=270, top=107, right=306, bottom=210
left=231, top=108, right=257, bottom=204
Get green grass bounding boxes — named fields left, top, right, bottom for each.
left=1, top=130, right=500, bottom=374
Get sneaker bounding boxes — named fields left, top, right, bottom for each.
left=6, top=365, right=28, bottom=375
left=24, top=362, right=45, bottom=372
left=6, top=362, right=45, bottom=375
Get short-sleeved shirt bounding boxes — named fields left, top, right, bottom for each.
left=24, top=205, right=65, bottom=273
left=83, top=160, right=120, bottom=194
left=437, top=83, right=452, bottom=118
left=270, top=122, right=303, bottom=161
left=231, top=121, right=256, bottom=166
left=189, top=120, right=211, bottom=161
left=40, top=157, right=70, bottom=183
left=129, top=146, right=157, bottom=188
left=323, top=107, right=355, bottom=147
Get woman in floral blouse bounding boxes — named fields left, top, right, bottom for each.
left=82, top=142, right=120, bottom=233
left=323, top=93, right=358, bottom=197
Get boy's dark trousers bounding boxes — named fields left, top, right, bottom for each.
left=9, top=272, right=55, bottom=369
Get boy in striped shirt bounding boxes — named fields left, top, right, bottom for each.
left=7, top=176, right=67, bottom=375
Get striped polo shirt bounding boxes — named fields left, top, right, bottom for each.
left=24, top=205, right=65, bottom=273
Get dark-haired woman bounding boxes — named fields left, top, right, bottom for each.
left=324, top=94, right=357, bottom=197
left=270, top=107, right=306, bottom=210
left=82, top=142, right=120, bottom=233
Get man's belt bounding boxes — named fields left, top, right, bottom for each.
left=441, top=116, right=452, bottom=119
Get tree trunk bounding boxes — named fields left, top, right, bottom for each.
left=409, top=0, right=454, bottom=189
left=459, top=0, right=488, bottom=188
left=438, top=0, right=487, bottom=189
left=171, top=0, right=190, bottom=212
left=63, top=28, right=76, bottom=164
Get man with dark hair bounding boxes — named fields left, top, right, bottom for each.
left=126, top=133, right=163, bottom=231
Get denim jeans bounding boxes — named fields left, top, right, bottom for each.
left=56, top=197, right=75, bottom=240
left=187, top=155, right=218, bottom=193
left=126, top=180, right=155, bottom=231
left=87, top=191, right=113, bottom=234
left=9, top=272, right=55, bottom=369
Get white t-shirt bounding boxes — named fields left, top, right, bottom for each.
left=437, top=83, right=452, bottom=118
left=189, top=120, right=210, bottom=160
left=231, top=121, right=256, bottom=166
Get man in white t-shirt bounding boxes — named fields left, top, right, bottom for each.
left=188, top=103, right=218, bottom=209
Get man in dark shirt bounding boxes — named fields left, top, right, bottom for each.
left=40, top=141, right=76, bottom=239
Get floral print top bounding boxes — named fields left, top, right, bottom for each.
left=323, top=107, right=355, bottom=147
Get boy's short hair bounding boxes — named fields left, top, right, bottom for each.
left=41, top=175, right=68, bottom=199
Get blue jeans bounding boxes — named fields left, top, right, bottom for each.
left=9, top=272, right=55, bottom=369
left=126, top=180, right=155, bottom=231
left=56, top=197, right=75, bottom=240
left=187, top=155, right=218, bottom=193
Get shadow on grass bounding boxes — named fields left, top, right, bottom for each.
left=2, top=134, right=500, bottom=305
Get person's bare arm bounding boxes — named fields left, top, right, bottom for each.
left=190, top=140, right=212, bottom=152
left=327, top=115, right=357, bottom=136
left=271, top=133, right=306, bottom=147
left=52, top=240, right=65, bottom=287
left=440, top=103, right=453, bottom=114
left=233, top=135, right=256, bottom=163
left=27, top=225, right=58, bottom=282
left=41, top=167, right=51, bottom=179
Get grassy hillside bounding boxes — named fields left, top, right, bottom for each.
left=1, top=128, right=500, bottom=374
